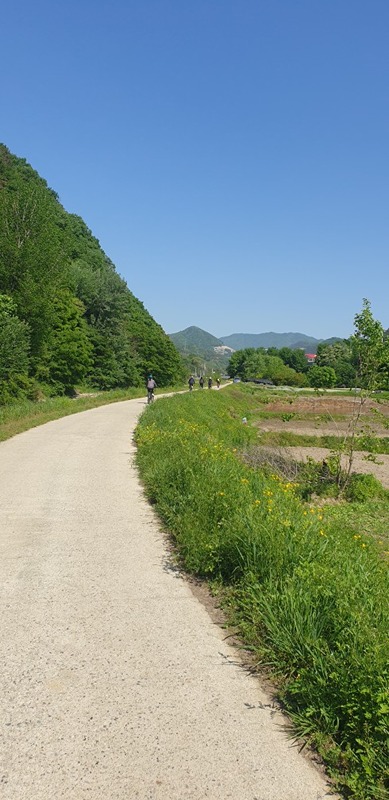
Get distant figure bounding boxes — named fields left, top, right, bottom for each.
left=216, top=378, right=221, bottom=389
left=199, top=376, right=204, bottom=389
left=242, top=417, right=247, bottom=425
left=208, top=377, right=213, bottom=389
left=146, top=374, right=157, bottom=404
left=188, top=375, right=195, bottom=392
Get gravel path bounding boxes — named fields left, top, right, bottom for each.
left=0, top=398, right=337, bottom=799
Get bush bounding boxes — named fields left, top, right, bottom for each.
left=0, top=374, right=40, bottom=405
left=344, top=473, right=385, bottom=503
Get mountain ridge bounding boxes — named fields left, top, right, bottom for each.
left=169, top=326, right=342, bottom=355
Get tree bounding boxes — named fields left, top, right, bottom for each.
left=0, top=294, right=32, bottom=402
left=43, top=291, right=92, bottom=394
left=0, top=144, right=182, bottom=396
left=316, top=340, right=356, bottom=387
left=351, top=299, right=389, bottom=390
left=0, top=294, right=30, bottom=379
left=278, top=347, right=309, bottom=374
left=308, top=365, right=337, bottom=388
left=327, top=300, right=389, bottom=492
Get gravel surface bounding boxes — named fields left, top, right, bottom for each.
left=0, top=398, right=337, bottom=799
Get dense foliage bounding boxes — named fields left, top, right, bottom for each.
left=228, top=306, right=389, bottom=389
left=228, top=346, right=309, bottom=386
left=0, top=144, right=182, bottom=400
left=136, top=389, right=389, bottom=800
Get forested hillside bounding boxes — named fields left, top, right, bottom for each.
left=169, top=325, right=223, bottom=353
left=221, top=331, right=341, bottom=352
left=0, top=145, right=181, bottom=402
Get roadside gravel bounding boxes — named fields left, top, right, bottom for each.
left=0, top=398, right=338, bottom=799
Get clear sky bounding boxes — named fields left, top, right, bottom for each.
left=1, top=0, right=388, bottom=340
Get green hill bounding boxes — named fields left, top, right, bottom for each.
left=169, top=326, right=233, bottom=375
left=169, top=326, right=223, bottom=354
left=0, top=144, right=182, bottom=400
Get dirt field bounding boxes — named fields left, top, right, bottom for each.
left=264, top=394, right=389, bottom=417
left=259, top=417, right=389, bottom=438
left=256, top=393, right=389, bottom=489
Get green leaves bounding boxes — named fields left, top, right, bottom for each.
left=0, top=293, right=31, bottom=395
left=0, top=144, right=182, bottom=399
left=352, top=299, right=389, bottom=391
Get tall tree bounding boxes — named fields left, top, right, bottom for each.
left=352, top=299, right=389, bottom=390
left=0, top=144, right=183, bottom=399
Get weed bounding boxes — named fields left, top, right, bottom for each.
left=136, top=388, right=389, bottom=799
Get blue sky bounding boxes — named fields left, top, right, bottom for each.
left=1, top=0, right=388, bottom=339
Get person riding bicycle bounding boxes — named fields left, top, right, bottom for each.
left=208, top=377, right=213, bottom=389
left=188, top=375, right=195, bottom=391
left=199, top=376, right=204, bottom=389
left=146, top=374, right=157, bottom=403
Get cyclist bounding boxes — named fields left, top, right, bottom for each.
left=146, top=374, right=157, bottom=404
left=188, top=375, right=195, bottom=392
left=199, top=376, right=204, bottom=389
left=208, top=377, right=213, bottom=389
left=216, top=378, right=221, bottom=389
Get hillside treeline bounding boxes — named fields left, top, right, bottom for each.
left=228, top=330, right=389, bottom=389
left=0, top=144, right=182, bottom=403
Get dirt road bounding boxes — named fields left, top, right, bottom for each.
left=0, top=398, right=336, bottom=799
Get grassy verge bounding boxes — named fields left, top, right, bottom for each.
left=324, top=499, right=389, bottom=550
left=0, top=385, right=182, bottom=443
left=257, top=429, right=389, bottom=454
left=135, top=390, right=389, bottom=800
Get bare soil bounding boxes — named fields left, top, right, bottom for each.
left=259, top=417, right=389, bottom=438
left=264, top=394, right=389, bottom=417
left=284, top=446, right=389, bottom=489
left=256, top=394, right=389, bottom=489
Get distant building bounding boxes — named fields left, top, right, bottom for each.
left=306, top=353, right=317, bottom=364
left=213, top=345, right=235, bottom=354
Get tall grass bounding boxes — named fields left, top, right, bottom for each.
left=257, top=429, right=389, bottom=454
left=0, top=386, right=151, bottom=442
left=135, top=390, right=389, bottom=800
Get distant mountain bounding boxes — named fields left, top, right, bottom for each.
left=169, top=326, right=343, bottom=359
left=168, top=326, right=233, bottom=374
left=221, top=332, right=341, bottom=353
left=169, top=326, right=223, bottom=354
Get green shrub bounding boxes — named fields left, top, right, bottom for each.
left=0, top=374, right=39, bottom=405
left=344, top=473, right=385, bottom=503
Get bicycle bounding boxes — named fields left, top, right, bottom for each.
left=147, top=389, right=155, bottom=404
